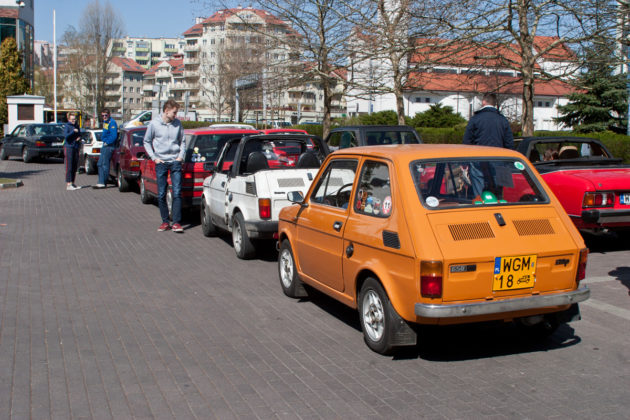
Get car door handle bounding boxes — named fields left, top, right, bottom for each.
left=221, top=181, right=225, bottom=187
left=333, top=221, right=342, bottom=231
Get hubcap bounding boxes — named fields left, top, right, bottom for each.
left=233, top=220, right=242, bottom=252
left=362, top=290, right=385, bottom=341
left=280, top=249, right=293, bottom=288
left=166, top=190, right=172, bottom=217
left=117, top=169, right=122, bottom=187
left=140, top=179, right=145, bottom=197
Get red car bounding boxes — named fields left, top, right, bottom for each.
left=110, top=126, right=147, bottom=192
left=517, top=136, right=630, bottom=231
left=139, top=128, right=260, bottom=215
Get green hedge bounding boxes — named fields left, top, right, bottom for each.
left=292, top=124, right=324, bottom=137
left=416, top=126, right=467, bottom=144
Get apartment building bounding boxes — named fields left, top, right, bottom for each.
left=0, top=0, right=34, bottom=85
left=110, top=36, right=185, bottom=69
left=104, top=57, right=146, bottom=120
left=142, top=55, right=185, bottom=111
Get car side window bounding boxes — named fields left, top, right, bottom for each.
left=311, top=159, right=358, bottom=209
left=355, top=160, right=392, bottom=218
left=17, top=126, right=27, bottom=136
left=218, top=142, right=239, bottom=174
left=327, top=131, right=357, bottom=150
left=10, top=125, right=22, bottom=136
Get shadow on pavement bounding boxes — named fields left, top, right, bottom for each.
left=582, top=229, right=630, bottom=253
left=609, top=266, right=630, bottom=294
left=0, top=168, right=49, bottom=180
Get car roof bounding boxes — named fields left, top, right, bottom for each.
left=260, top=128, right=308, bottom=134
left=330, top=144, right=526, bottom=162
left=330, top=125, right=417, bottom=131
left=184, top=128, right=260, bottom=135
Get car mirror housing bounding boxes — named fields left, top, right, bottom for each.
left=287, top=191, right=306, bottom=206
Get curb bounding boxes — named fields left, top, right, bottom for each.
left=0, top=179, right=24, bottom=189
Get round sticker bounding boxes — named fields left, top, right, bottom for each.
left=514, top=161, right=525, bottom=170
left=425, top=196, right=439, bottom=207
left=365, top=204, right=373, bottom=213
left=382, top=196, right=392, bottom=215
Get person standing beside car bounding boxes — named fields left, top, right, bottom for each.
left=94, top=109, right=118, bottom=189
left=143, top=99, right=186, bottom=233
left=63, top=113, right=82, bottom=190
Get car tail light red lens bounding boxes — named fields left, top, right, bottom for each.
left=259, top=198, right=271, bottom=219
left=576, top=248, right=588, bottom=283
left=35, top=141, right=46, bottom=147
left=92, top=148, right=100, bottom=153
left=420, top=260, right=443, bottom=298
left=130, top=160, right=140, bottom=168
left=184, top=172, right=193, bottom=179
left=583, top=192, right=614, bottom=208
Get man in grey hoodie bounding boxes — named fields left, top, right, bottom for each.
left=143, top=99, right=186, bottom=232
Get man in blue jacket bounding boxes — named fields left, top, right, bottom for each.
left=463, top=93, right=514, bottom=150
left=63, top=113, right=82, bottom=190
left=94, top=109, right=118, bottom=189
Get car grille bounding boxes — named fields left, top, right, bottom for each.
left=513, top=219, right=555, bottom=236
left=277, top=178, right=305, bottom=188
left=448, top=222, right=495, bottom=241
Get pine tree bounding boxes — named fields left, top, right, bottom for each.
left=0, top=37, right=31, bottom=134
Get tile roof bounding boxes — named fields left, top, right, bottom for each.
left=183, top=23, right=203, bottom=37
left=405, top=72, right=576, bottom=97
left=143, top=57, right=184, bottom=76
left=203, top=8, right=286, bottom=26
left=110, top=57, right=146, bottom=73
left=0, top=9, right=18, bottom=18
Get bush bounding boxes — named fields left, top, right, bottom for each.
left=181, top=121, right=213, bottom=129
left=416, top=126, right=467, bottom=144
left=358, top=110, right=399, bottom=125
left=533, top=130, right=630, bottom=163
left=410, top=104, right=466, bottom=128
left=293, top=124, right=324, bottom=137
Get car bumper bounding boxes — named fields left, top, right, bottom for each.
left=243, top=220, right=278, bottom=239
left=32, top=147, right=64, bottom=157
left=580, top=209, right=630, bottom=225
left=414, top=286, right=590, bottom=318
left=122, top=169, right=140, bottom=179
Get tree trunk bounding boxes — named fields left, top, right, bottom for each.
left=521, top=74, right=535, bottom=136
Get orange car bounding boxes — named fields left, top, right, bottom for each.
left=277, top=145, right=590, bottom=354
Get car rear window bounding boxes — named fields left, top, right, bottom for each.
left=365, top=130, right=420, bottom=145
left=131, top=129, right=147, bottom=146
left=32, top=125, right=64, bottom=136
left=411, top=158, right=548, bottom=209
left=187, top=134, right=244, bottom=162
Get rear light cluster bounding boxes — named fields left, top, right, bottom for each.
left=258, top=198, right=271, bottom=219
left=130, top=161, right=140, bottom=168
left=35, top=140, right=46, bottom=147
left=576, top=248, right=588, bottom=283
left=420, top=260, right=443, bottom=298
left=92, top=148, right=100, bottom=153
left=583, top=192, right=614, bottom=208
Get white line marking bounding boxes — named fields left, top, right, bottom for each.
left=581, top=299, right=630, bottom=321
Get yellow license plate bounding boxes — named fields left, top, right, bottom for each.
left=493, top=255, right=536, bottom=291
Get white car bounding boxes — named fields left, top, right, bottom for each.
left=80, top=129, right=103, bottom=174
left=200, top=133, right=329, bottom=259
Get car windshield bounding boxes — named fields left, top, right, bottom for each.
left=412, top=158, right=548, bottom=209
left=527, top=140, right=610, bottom=162
left=31, top=124, right=64, bottom=136
left=131, top=129, right=146, bottom=146
left=187, top=134, right=244, bottom=162
left=365, top=130, right=420, bottom=145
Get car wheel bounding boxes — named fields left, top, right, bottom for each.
left=0, top=145, right=8, bottom=160
left=516, top=314, right=560, bottom=341
left=140, top=178, right=152, bottom=204
left=232, top=212, right=255, bottom=259
left=166, top=187, right=173, bottom=220
left=85, top=157, right=96, bottom=174
left=358, top=278, right=399, bottom=355
left=200, top=199, right=217, bottom=237
left=117, top=166, right=130, bottom=192
left=22, top=147, right=33, bottom=163
left=278, top=239, right=307, bottom=298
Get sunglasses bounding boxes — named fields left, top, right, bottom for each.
left=101, top=114, right=109, bottom=117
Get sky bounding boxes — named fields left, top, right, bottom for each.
left=35, top=0, right=211, bottom=43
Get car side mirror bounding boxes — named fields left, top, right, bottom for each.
left=287, top=191, right=306, bottom=206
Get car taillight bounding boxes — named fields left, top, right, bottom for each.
left=258, top=198, right=271, bottom=219
left=35, top=140, right=46, bottom=147
left=576, top=248, right=588, bottom=283
left=583, top=192, right=614, bottom=208
left=420, top=260, right=443, bottom=298
left=184, top=172, right=193, bottom=180
left=92, top=148, right=100, bottom=153
left=130, top=160, right=140, bottom=168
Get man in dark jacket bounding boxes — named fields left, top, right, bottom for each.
left=463, top=93, right=514, bottom=150
left=63, top=113, right=81, bottom=190
left=94, top=109, right=118, bottom=189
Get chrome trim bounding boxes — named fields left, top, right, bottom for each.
left=415, top=286, right=590, bottom=318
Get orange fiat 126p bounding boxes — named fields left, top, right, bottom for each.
left=277, top=144, right=590, bottom=354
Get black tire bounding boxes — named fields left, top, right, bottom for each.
left=140, top=178, right=153, bottom=204
left=85, top=157, right=96, bottom=174
left=0, top=145, right=8, bottom=160
left=358, top=278, right=400, bottom=355
left=516, top=314, right=560, bottom=341
left=22, top=147, right=33, bottom=163
left=117, top=166, right=130, bottom=192
left=200, top=199, right=217, bottom=237
left=278, top=239, right=307, bottom=298
left=232, top=212, right=255, bottom=259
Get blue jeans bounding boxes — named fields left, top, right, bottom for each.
left=98, top=145, right=115, bottom=185
left=156, top=160, right=182, bottom=224
left=64, top=146, right=79, bottom=183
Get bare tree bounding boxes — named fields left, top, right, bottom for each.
left=448, top=0, right=616, bottom=136
left=60, top=0, right=124, bottom=114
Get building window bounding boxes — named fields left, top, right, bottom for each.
left=17, top=104, right=34, bottom=120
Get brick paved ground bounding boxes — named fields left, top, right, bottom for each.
left=1, top=157, right=629, bottom=419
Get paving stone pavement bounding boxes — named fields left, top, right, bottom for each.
left=1, top=157, right=629, bottom=419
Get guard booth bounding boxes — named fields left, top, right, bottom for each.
left=5, top=95, right=46, bottom=135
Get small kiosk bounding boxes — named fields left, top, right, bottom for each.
left=5, top=94, right=46, bottom=135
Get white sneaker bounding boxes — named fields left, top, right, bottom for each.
left=67, top=184, right=80, bottom=191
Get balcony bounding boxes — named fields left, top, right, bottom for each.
left=143, top=84, right=154, bottom=91
left=184, top=44, right=199, bottom=52
left=170, top=82, right=192, bottom=91
left=185, top=69, right=199, bottom=78
left=184, top=56, right=200, bottom=65
left=164, top=48, right=178, bottom=53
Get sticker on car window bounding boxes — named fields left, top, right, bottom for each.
left=425, top=196, right=439, bottom=207
left=373, top=198, right=381, bottom=215
left=514, top=161, right=525, bottom=170
left=382, top=196, right=392, bottom=215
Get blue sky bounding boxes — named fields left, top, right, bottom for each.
left=35, top=0, right=209, bottom=42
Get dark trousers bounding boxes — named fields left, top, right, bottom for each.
left=64, top=146, right=79, bottom=183
left=156, top=161, right=183, bottom=224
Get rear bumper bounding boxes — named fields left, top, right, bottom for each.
left=414, top=286, right=590, bottom=318
left=122, top=169, right=140, bottom=179
left=32, top=147, right=64, bottom=157
left=580, top=209, right=630, bottom=225
left=243, top=220, right=278, bottom=239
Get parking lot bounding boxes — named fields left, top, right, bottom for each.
left=1, top=157, right=629, bottom=419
